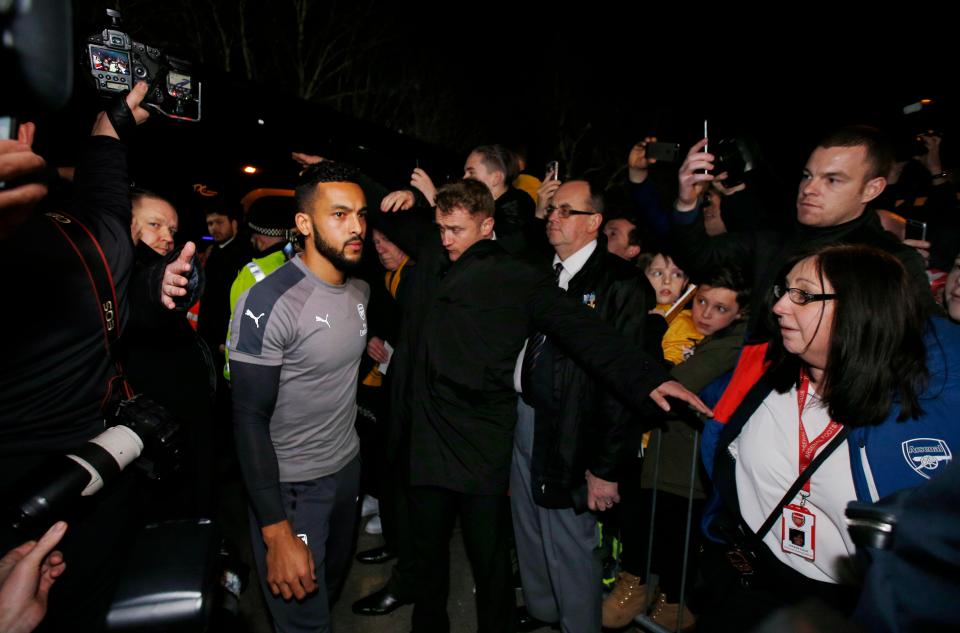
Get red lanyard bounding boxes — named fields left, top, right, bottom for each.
left=797, top=371, right=843, bottom=495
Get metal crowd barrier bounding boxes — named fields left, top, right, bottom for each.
left=633, top=427, right=700, bottom=633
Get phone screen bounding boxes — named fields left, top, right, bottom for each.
left=0, top=116, right=16, bottom=141
left=700, top=120, right=709, bottom=175
left=905, top=219, right=927, bottom=242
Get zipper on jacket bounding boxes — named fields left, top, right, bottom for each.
left=859, top=437, right=881, bottom=503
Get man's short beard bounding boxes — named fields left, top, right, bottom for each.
left=311, top=219, right=362, bottom=273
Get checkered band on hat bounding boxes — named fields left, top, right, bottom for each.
left=248, top=222, right=289, bottom=238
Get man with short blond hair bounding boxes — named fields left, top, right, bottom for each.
left=390, top=179, right=708, bottom=633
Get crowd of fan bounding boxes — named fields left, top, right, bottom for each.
left=1, top=80, right=959, bottom=633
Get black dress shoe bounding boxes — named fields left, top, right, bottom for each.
left=516, top=605, right=551, bottom=632
left=355, top=545, right=397, bottom=564
left=352, top=586, right=409, bottom=616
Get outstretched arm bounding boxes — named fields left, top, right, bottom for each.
left=159, top=242, right=199, bottom=310
left=529, top=274, right=712, bottom=417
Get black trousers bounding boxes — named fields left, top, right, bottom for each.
left=380, top=456, right=418, bottom=600
left=409, top=485, right=515, bottom=633
left=356, top=380, right=418, bottom=600
left=355, top=383, right=387, bottom=500
left=248, top=456, right=361, bottom=633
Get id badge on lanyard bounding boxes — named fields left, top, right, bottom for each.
left=781, top=503, right=816, bottom=560
left=780, top=372, right=841, bottom=562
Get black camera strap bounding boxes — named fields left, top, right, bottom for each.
left=46, top=211, right=184, bottom=481
left=710, top=425, right=850, bottom=582
left=45, top=211, right=134, bottom=402
left=755, top=425, right=851, bottom=539
left=712, top=371, right=852, bottom=571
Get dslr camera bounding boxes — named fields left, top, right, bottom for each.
left=84, top=9, right=201, bottom=121
left=712, top=136, right=757, bottom=189
left=3, top=394, right=182, bottom=544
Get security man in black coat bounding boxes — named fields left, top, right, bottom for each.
left=511, top=179, right=665, bottom=632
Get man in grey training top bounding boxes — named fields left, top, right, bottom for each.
left=228, top=162, right=369, bottom=633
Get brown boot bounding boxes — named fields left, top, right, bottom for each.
left=601, top=571, right=651, bottom=628
left=649, top=592, right=696, bottom=632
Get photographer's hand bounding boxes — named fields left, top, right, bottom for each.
left=535, top=177, right=562, bottom=219
left=161, top=241, right=196, bottom=310
left=628, top=136, right=658, bottom=183
left=712, top=171, right=747, bottom=196
left=0, top=123, right=48, bottom=240
left=676, top=139, right=715, bottom=212
left=0, top=521, right=67, bottom=633
left=92, top=81, right=151, bottom=139
left=261, top=521, right=317, bottom=601
left=903, top=238, right=931, bottom=267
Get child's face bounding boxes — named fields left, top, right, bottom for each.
left=692, top=285, right=742, bottom=336
left=645, top=254, right=688, bottom=305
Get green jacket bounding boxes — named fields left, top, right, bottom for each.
left=641, top=319, right=747, bottom=498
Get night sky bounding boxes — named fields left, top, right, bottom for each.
left=9, top=2, right=956, bottom=242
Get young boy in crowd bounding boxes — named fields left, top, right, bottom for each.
left=642, top=251, right=699, bottom=364
left=606, top=265, right=749, bottom=631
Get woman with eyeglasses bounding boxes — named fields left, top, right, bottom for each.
left=944, top=249, right=960, bottom=323
left=695, top=244, right=960, bottom=631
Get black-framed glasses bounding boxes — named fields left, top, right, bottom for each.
left=773, top=284, right=837, bottom=306
left=545, top=204, right=598, bottom=219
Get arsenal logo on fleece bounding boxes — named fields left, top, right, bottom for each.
left=901, top=438, right=952, bottom=479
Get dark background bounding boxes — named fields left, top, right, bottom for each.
left=7, top=2, right=957, bottom=244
